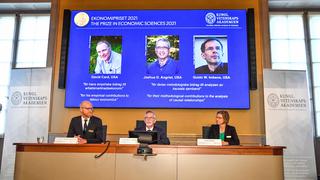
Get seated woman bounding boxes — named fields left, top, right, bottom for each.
left=207, top=110, right=240, bottom=145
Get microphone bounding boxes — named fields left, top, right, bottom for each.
left=94, top=140, right=111, bottom=158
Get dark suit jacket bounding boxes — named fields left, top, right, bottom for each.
left=207, top=124, right=240, bottom=145
left=67, top=116, right=104, bottom=143
left=135, top=125, right=170, bottom=145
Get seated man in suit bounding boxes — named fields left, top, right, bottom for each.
left=67, top=100, right=104, bottom=144
left=135, top=110, right=170, bottom=145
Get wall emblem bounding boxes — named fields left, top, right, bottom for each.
left=11, top=91, right=22, bottom=105
left=267, top=93, right=280, bottom=108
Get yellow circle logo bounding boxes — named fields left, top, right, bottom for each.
left=74, top=12, right=89, bottom=27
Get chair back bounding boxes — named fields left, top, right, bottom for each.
left=202, top=126, right=211, bottom=139
left=102, top=125, right=107, bottom=143
left=136, top=120, right=167, bottom=135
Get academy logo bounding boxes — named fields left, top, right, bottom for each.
left=267, top=93, right=280, bottom=108
left=205, top=13, right=216, bottom=25
left=11, top=91, right=22, bottom=105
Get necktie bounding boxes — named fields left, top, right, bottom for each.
left=83, top=119, right=88, bottom=134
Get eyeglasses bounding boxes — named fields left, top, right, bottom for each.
left=81, top=107, right=93, bottom=111
left=155, top=46, right=169, bottom=50
left=144, top=116, right=155, bottom=120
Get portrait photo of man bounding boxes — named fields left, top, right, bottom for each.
left=146, top=35, right=180, bottom=75
left=89, top=36, right=122, bottom=74
left=194, top=36, right=228, bottom=74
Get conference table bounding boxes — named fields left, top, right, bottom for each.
left=14, top=142, right=284, bottom=180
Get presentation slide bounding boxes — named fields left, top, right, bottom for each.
left=65, top=10, right=250, bottom=108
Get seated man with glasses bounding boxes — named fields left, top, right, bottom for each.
left=134, top=110, right=170, bottom=145
left=195, top=38, right=228, bottom=74
left=67, top=100, right=104, bottom=144
left=146, top=38, right=179, bottom=75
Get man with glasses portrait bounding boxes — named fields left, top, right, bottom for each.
left=146, top=38, right=179, bottom=75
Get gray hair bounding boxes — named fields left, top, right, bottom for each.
left=96, top=40, right=112, bottom=50
left=145, top=110, right=156, bottom=119
left=155, top=38, right=171, bottom=48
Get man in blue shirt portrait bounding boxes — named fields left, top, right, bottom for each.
left=146, top=38, right=179, bottom=75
